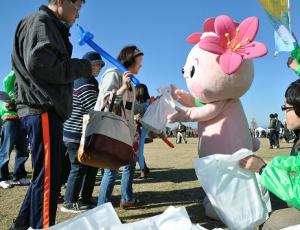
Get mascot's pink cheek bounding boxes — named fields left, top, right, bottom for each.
left=187, top=79, right=203, bottom=99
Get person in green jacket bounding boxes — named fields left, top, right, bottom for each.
left=240, top=79, right=300, bottom=229
left=0, top=71, right=29, bottom=189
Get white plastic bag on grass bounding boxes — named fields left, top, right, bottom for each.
left=103, top=206, right=192, bottom=230
left=141, top=87, right=175, bottom=134
left=194, top=149, right=269, bottom=230
left=46, top=203, right=120, bottom=230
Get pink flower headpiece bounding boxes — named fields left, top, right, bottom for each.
left=186, top=15, right=268, bottom=74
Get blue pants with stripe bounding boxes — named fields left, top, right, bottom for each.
left=17, top=111, right=63, bottom=229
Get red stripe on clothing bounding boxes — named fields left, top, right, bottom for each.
left=41, top=113, right=51, bottom=228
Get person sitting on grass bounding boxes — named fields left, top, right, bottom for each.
left=240, top=79, right=300, bottom=230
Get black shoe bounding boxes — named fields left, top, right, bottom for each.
left=144, top=167, right=150, bottom=175
left=60, top=202, right=90, bottom=213
left=79, top=198, right=97, bottom=208
left=8, top=217, right=28, bottom=230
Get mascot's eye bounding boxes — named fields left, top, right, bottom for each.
left=181, top=68, right=185, bottom=74
left=190, top=66, right=195, bottom=78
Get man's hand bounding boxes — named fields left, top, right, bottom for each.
left=287, top=57, right=300, bottom=71
left=239, top=155, right=266, bottom=173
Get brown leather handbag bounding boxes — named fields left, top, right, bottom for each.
left=78, top=95, right=134, bottom=170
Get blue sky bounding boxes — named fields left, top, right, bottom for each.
left=1, top=0, right=300, bottom=127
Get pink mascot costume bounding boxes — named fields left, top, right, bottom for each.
left=168, top=15, right=268, bottom=219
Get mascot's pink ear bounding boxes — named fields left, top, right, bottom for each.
left=186, top=32, right=202, bottom=44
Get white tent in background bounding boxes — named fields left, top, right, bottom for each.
left=255, top=127, right=267, bottom=137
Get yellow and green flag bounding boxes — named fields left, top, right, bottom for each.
left=258, top=0, right=297, bottom=54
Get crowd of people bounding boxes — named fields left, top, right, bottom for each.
left=0, top=1, right=151, bottom=229
left=0, top=0, right=300, bottom=230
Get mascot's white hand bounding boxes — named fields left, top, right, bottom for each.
left=167, top=106, right=190, bottom=123
left=170, top=84, right=195, bottom=107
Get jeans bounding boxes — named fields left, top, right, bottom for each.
left=274, top=131, right=280, bottom=146
left=98, top=159, right=136, bottom=205
left=0, top=119, right=29, bottom=181
left=64, top=141, right=98, bottom=203
left=269, top=130, right=276, bottom=147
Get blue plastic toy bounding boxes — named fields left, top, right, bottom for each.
left=77, top=24, right=140, bottom=85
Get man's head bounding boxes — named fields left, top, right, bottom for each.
left=82, top=51, right=105, bottom=77
left=283, top=79, right=300, bottom=130
left=48, top=0, right=85, bottom=25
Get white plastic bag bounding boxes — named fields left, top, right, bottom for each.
left=141, top=87, right=175, bottom=134
left=104, top=206, right=193, bottom=230
left=194, top=149, right=269, bottom=230
left=28, top=204, right=223, bottom=230
left=256, top=173, right=272, bottom=213
left=46, top=203, right=121, bottom=230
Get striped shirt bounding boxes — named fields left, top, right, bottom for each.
left=63, top=77, right=98, bottom=143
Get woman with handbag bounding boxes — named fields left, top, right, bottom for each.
left=96, top=46, right=145, bottom=209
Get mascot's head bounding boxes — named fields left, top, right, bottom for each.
left=183, top=15, right=267, bottom=103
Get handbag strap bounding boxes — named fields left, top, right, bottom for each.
left=100, top=93, right=127, bottom=120
left=120, top=101, right=127, bottom=120
left=100, top=93, right=116, bottom=112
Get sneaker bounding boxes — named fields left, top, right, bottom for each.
left=0, top=180, right=12, bottom=189
left=18, top=178, right=30, bottom=185
left=138, top=171, right=148, bottom=179
left=120, top=198, right=145, bottom=209
left=60, top=202, right=90, bottom=213
left=79, top=198, right=97, bottom=208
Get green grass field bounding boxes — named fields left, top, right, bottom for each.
left=0, top=138, right=292, bottom=229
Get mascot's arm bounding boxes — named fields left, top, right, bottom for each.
left=170, top=84, right=196, bottom=107
left=167, top=100, right=226, bottom=123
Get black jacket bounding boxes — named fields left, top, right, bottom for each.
left=12, top=5, right=92, bottom=122
left=291, top=130, right=300, bottom=156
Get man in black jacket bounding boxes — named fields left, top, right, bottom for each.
left=10, top=0, right=101, bottom=229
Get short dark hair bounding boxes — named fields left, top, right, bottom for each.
left=135, top=84, right=150, bottom=103
left=48, top=0, right=85, bottom=4
left=285, top=79, right=300, bottom=117
left=270, top=114, right=274, bottom=118
left=117, top=45, right=144, bottom=69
